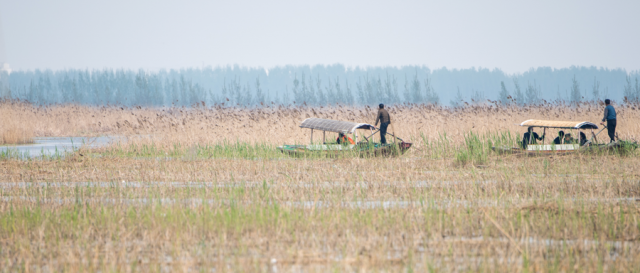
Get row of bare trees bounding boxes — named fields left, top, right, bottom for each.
left=1, top=66, right=637, bottom=107
left=492, top=75, right=637, bottom=106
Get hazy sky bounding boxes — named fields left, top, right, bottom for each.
left=1, top=0, right=639, bottom=73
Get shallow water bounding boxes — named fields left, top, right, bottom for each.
left=0, top=136, right=120, bottom=158
left=0, top=180, right=465, bottom=188
left=0, top=178, right=630, bottom=190
left=2, top=193, right=635, bottom=209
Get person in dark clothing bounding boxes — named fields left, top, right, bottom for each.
left=564, top=133, right=575, bottom=144
left=374, top=104, right=391, bottom=144
left=601, top=99, right=617, bottom=143
left=579, top=132, right=587, bottom=146
left=336, top=132, right=355, bottom=145
left=522, top=126, right=544, bottom=149
left=553, top=131, right=565, bottom=145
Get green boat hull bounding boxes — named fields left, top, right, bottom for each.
left=277, top=142, right=412, bottom=157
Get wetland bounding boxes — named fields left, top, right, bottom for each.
left=1, top=102, right=640, bottom=272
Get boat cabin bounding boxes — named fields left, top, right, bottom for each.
left=519, top=119, right=599, bottom=152
left=277, top=118, right=411, bottom=156
left=299, top=118, right=383, bottom=150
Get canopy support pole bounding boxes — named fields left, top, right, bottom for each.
left=543, top=128, right=546, bottom=145
left=589, top=127, right=606, bottom=144
left=364, top=129, right=380, bottom=141
left=323, top=131, right=325, bottom=144
left=310, top=129, right=313, bottom=145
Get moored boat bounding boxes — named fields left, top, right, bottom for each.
left=492, top=119, right=637, bottom=155
left=277, top=118, right=412, bottom=157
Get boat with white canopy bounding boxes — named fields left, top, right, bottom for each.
left=493, top=119, right=636, bottom=154
left=278, top=118, right=412, bottom=157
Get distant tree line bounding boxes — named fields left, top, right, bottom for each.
left=1, top=65, right=638, bottom=107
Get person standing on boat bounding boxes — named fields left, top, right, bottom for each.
left=601, top=99, right=617, bottom=143
left=521, top=127, right=544, bottom=149
left=374, top=104, right=391, bottom=144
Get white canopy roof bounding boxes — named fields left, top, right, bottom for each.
left=520, top=119, right=599, bottom=129
left=300, top=118, right=376, bottom=134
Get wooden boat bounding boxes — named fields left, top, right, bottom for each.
left=492, top=119, right=637, bottom=155
left=277, top=118, right=412, bottom=157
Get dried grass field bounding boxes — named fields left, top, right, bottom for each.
left=1, top=101, right=640, bottom=272
left=3, top=100, right=640, bottom=145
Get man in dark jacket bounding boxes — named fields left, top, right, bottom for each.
left=522, top=126, right=544, bottom=149
left=374, top=104, right=391, bottom=144
left=553, top=131, right=565, bottom=144
left=601, top=99, right=617, bottom=143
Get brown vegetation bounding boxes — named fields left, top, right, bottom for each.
left=0, top=102, right=34, bottom=145
left=1, top=153, right=640, bottom=271
left=0, top=126, right=33, bottom=145
left=2, top=100, right=640, bottom=271
left=1, top=100, right=638, bottom=146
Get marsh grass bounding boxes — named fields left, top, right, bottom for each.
left=0, top=126, right=34, bottom=145
left=2, top=198, right=638, bottom=272
left=2, top=101, right=640, bottom=271
left=1, top=152, right=639, bottom=272
left=0, top=103, right=34, bottom=145
left=453, top=132, right=490, bottom=166
left=0, top=147, right=30, bottom=160
left=98, top=141, right=286, bottom=160
left=2, top=99, right=639, bottom=147
left=1, top=150, right=640, bottom=271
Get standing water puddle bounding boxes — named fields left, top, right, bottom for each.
left=0, top=136, right=121, bottom=158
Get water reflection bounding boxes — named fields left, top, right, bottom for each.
left=0, top=136, right=120, bottom=158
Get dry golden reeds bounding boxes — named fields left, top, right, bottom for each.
left=0, top=102, right=34, bottom=145
left=0, top=125, right=33, bottom=145
left=2, top=100, right=640, bottom=272
left=1, top=153, right=640, bottom=271
left=1, top=100, right=638, bottom=148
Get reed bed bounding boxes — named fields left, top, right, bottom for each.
left=1, top=101, right=640, bottom=271
left=0, top=103, right=34, bottom=145
left=2, top=145, right=640, bottom=271
left=1, top=99, right=639, bottom=147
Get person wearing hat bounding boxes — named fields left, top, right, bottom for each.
left=374, top=103, right=391, bottom=144
left=600, top=99, right=617, bottom=143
